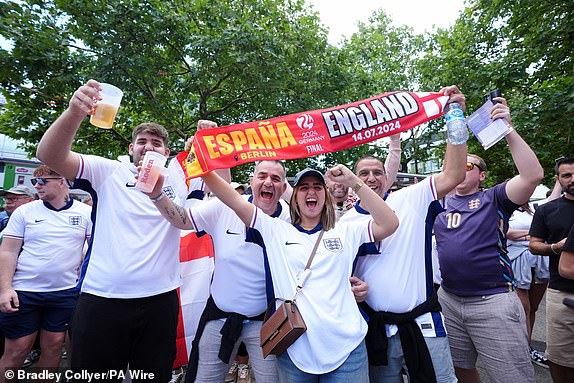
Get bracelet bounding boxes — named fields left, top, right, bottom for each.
left=550, top=243, right=560, bottom=255
left=352, top=180, right=364, bottom=193
left=149, top=192, right=165, bottom=203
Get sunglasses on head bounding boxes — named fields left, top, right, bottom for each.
left=466, top=162, right=483, bottom=172
left=31, top=177, right=62, bottom=186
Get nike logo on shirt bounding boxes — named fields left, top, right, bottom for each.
left=285, top=241, right=301, bottom=245
left=125, top=182, right=136, bottom=188
left=226, top=229, right=241, bottom=235
left=34, top=219, right=46, bottom=223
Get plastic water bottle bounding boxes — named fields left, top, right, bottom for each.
left=445, top=102, right=468, bottom=145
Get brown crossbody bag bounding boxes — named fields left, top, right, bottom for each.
left=260, top=229, right=325, bottom=358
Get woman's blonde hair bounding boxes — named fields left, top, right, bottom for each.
left=289, top=181, right=336, bottom=231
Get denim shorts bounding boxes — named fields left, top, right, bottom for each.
left=277, top=340, right=368, bottom=383
left=368, top=332, right=456, bottom=383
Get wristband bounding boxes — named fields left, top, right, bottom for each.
left=550, top=243, right=560, bottom=255
left=149, top=193, right=165, bottom=203
left=352, top=180, right=364, bottom=193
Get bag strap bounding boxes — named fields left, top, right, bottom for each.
left=263, top=297, right=286, bottom=322
left=293, top=229, right=324, bottom=300
left=304, top=229, right=325, bottom=270
left=263, top=229, right=325, bottom=321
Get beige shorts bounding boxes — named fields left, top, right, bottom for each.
left=545, top=288, right=574, bottom=368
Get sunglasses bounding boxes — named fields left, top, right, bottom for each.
left=466, top=162, right=484, bottom=172
left=31, top=177, right=62, bottom=186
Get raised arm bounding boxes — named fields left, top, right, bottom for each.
left=37, top=80, right=101, bottom=180
left=143, top=174, right=196, bottom=230
left=148, top=173, right=238, bottom=230
left=202, top=171, right=255, bottom=226
left=327, top=164, right=398, bottom=242
left=433, top=85, right=468, bottom=198
left=190, top=120, right=232, bottom=189
left=383, top=134, right=401, bottom=192
left=281, top=182, right=294, bottom=202
left=548, top=179, right=562, bottom=201
left=499, top=99, right=544, bottom=205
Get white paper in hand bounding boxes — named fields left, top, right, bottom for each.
left=466, top=101, right=512, bottom=149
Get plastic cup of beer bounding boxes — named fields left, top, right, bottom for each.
left=136, top=151, right=167, bottom=193
left=90, top=83, right=123, bottom=129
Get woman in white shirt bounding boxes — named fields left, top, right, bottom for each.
left=148, top=162, right=397, bottom=382
left=197, top=164, right=397, bottom=382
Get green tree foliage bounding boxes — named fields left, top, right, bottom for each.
left=417, top=0, right=574, bottom=186
left=336, top=10, right=442, bottom=174
left=2, top=0, right=573, bottom=186
left=0, top=0, right=334, bottom=181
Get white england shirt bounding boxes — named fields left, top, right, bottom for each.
left=250, top=209, right=372, bottom=374
left=341, top=176, right=448, bottom=338
left=188, top=196, right=290, bottom=317
left=3, top=199, right=92, bottom=291
left=74, top=154, right=183, bottom=298
left=167, top=156, right=205, bottom=202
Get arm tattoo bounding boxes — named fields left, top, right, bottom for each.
left=175, top=204, right=188, bottom=225
left=164, top=204, right=188, bottom=226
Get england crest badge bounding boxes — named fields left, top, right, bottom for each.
left=323, top=238, right=342, bottom=252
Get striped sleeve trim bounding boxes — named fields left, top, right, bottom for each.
left=1, top=234, right=23, bottom=240
left=429, top=175, right=438, bottom=200
left=250, top=207, right=259, bottom=229
left=368, top=219, right=374, bottom=242
left=77, top=155, right=85, bottom=179
left=188, top=209, right=200, bottom=232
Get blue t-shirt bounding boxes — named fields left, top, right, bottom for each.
left=434, top=183, right=519, bottom=296
left=0, top=210, right=9, bottom=232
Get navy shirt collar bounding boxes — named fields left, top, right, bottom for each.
left=294, top=223, right=323, bottom=234
left=43, top=198, right=74, bottom=212
left=248, top=195, right=283, bottom=218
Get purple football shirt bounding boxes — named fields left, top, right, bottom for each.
left=434, top=182, right=519, bottom=296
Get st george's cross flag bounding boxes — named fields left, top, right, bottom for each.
left=168, top=152, right=215, bottom=369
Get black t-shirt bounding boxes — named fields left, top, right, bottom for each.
left=529, top=196, right=574, bottom=292
left=563, top=224, right=574, bottom=253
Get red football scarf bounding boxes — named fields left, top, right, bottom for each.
left=186, top=91, right=448, bottom=178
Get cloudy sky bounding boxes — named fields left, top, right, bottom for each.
left=307, top=0, right=466, bottom=45
left=1, top=1, right=465, bottom=49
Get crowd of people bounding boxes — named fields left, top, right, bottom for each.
left=0, top=79, right=572, bottom=383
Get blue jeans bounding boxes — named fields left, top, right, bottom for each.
left=277, top=340, right=368, bottom=383
left=369, top=333, right=457, bottom=383
left=195, top=319, right=278, bottom=383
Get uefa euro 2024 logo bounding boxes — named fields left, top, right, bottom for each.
left=296, top=113, right=314, bottom=130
